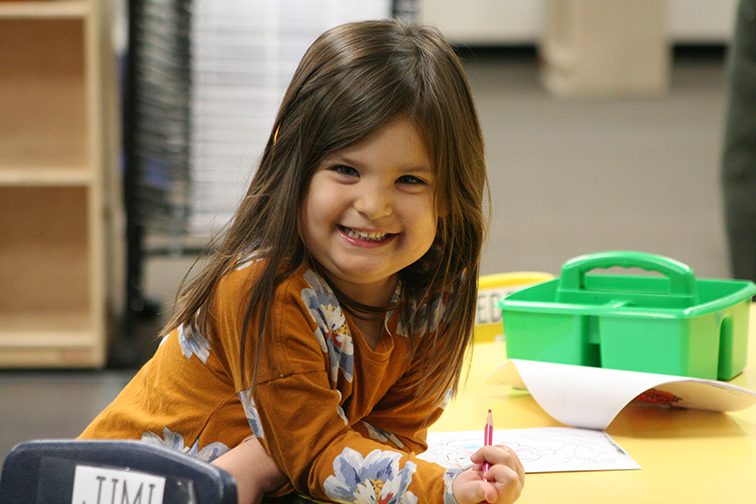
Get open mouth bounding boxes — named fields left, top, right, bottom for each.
left=338, top=225, right=394, bottom=242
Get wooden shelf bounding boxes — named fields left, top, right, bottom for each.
left=0, top=187, right=106, bottom=371
left=0, top=76, right=88, bottom=173
left=0, top=310, right=101, bottom=368
left=0, top=1, right=90, bottom=19
left=0, top=18, right=89, bottom=174
left=0, top=312, right=94, bottom=345
left=0, top=0, right=115, bottom=368
left=0, top=168, right=93, bottom=186
left=0, top=187, right=90, bottom=313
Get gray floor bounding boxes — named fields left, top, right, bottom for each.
left=0, top=371, right=137, bottom=465
left=0, top=48, right=733, bottom=466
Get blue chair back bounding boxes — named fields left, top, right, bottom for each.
left=0, top=439, right=237, bottom=504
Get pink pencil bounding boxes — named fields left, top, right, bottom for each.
left=483, top=409, right=493, bottom=478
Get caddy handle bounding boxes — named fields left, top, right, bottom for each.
left=557, top=251, right=697, bottom=297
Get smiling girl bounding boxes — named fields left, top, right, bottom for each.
left=81, top=18, right=524, bottom=504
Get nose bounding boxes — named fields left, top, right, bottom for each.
left=354, top=184, right=393, bottom=219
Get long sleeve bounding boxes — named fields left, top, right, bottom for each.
left=214, top=262, right=462, bottom=504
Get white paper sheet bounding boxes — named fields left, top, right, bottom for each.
left=486, top=359, right=756, bottom=430
left=419, top=428, right=640, bottom=473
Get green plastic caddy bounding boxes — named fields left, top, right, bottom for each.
left=498, top=251, right=756, bottom=380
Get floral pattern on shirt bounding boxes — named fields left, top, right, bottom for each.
left=443, top=467, right=466, bottom=504
left=239, top=388, right=265, bottom=438
left=235, top=248, right=263, bottom=271
left=363, top=421, right=405, bottom=450
left=336, top=390, right=348, bottom=425
left=141, top=427, right=229, bottom=463
left=177, top=319, right=211, bottom=364
left=324, top=447, right=418, bottom=504
left=439, top=388, right=453, bottom=410
left=302, top=269, right=355, bottom=384
left=395, top=290, right=448, bottom=339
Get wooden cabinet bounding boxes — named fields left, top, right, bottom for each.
left=0, top=0, right=118, bottom=367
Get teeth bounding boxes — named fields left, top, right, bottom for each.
left=345, top=228, right=388, bottom=241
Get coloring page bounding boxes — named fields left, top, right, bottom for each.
left=419, top=427, right=640, bottom=473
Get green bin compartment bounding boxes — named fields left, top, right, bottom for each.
left=498, top=252, right=756, bottom=380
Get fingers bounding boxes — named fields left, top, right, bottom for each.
left=470, top=444, right=522, bottom=474
left=491, top=445, right=525, bottom=487
left=453, top=456, right=525, bottom=504
left=460, top=473, right=520, bottom=504
left=471, top=445, right=525, bottom=502
left=453, top=445, right=526, bottom=504
left=486, top=464, right=524, bottom=502
left=480, top=482, right=497, bottom=504
left=452, top=469, right=497, bottom=504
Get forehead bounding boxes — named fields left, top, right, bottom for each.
left=325, top=117, right=433, bottom=170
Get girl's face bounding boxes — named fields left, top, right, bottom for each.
left=301, top=117, right=438, bottom=307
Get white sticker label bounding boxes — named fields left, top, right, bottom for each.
left=70, top=464, right=166, bottom=504
left=476, top=288, right=509, bottom=325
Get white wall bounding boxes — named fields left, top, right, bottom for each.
left=418, top=0, right=739, bottom=45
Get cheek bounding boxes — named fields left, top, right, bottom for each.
left=425, top=220, right=439, bottom=250
left=305, top=194, right=335, bottom=230
left=303, top=177, right=337, bottom=218
left=299, top=194, right=319, bottom=244
left=421, top=195, right=440, bottom=233
left=300, top=190, right=341, bottom=247
left=411, top=201, right=438, bottom=250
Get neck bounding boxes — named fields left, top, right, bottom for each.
left=353, top=315, right=385, bottom=351
left=324, top=273, right=399, bottom=310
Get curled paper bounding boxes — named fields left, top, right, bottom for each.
left=486, top=359, right=756, bottom=430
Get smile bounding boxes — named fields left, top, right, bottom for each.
left=339, top=225, right=393, bottom=242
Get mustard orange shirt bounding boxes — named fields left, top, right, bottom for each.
left=80, top=257, right=462, bottom=503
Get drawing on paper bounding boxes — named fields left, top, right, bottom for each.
left=633, top=388, right=683, bottom=406
left=418, top=427, right=640, bottom=473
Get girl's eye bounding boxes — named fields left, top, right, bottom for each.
left=333, top=165, right=359, bottom=177
left=396, top=175, right=426, bottom=185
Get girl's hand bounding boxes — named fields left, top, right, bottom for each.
left=212, top=437, right=288, bottom=504
left=452, top=445, right=525, bottom=504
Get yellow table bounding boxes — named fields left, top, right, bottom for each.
left=431, top=305, right=756, bottom=503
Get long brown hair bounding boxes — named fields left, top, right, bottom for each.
left=165, top=18, right=488, bottom=405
